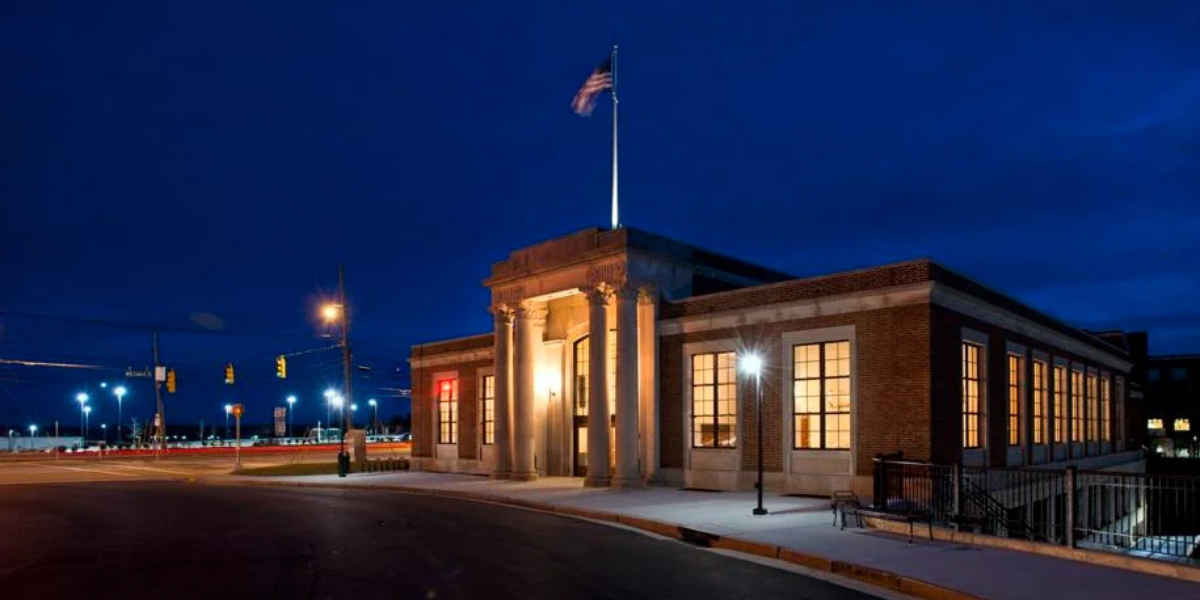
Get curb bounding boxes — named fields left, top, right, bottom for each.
left=197, top=477, right=986, bottom=600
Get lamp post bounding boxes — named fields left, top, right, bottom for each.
left=75, top=393, right=89, bottom=448
left=740, top=353, right=767, bottom=516
left=287, top=395, right=297, bottom=439
left=321, top=265, right=353, bottom=478
left=224, top=404, right=233, bottom=441
left=323, top=389, right=336, bottom=442
left=28, top=424, right=37, bottom=451
left=368, top=399, right=377, bottom=435
left=113, top=386, right=127, bottom=445
left=101, top=424, right=107, bottom=444
left=83, top=405, right=92, bottom=448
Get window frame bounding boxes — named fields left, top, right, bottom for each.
left=962, top=341, right=985, bottom=449
left=690, top=351, right=738, bottom=449
left=1053, top=363, right=1067, bottom=444
left=1099, top=373, right=1111, bottom=443
left=1032, top=358, right=1048, bottom=445
left=480, top=374, right=495, bottom=445
left=792, top=340, right=852, bottom=450
left=1070, top=367, right=1084, bottom=443
left=436, top=377, right=459, bottom=445
left=1086, top=370, right=1098, bottom=443
left=1007, top=353, right=1024, bottom=447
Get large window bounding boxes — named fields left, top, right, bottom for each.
left=1008, top=354, right=1023, bottom=446
left=1086, top=373, right=1098, bottom=442
left=793, top=341, right=851, bottom=450
left=962, top=343, right=983, bottom=449
left=1071, top=370, right=1084, bottom=443
left=437, top=378, right=458, bottom=444
left=692, top=352, right=737, bottom=448
left=1099, top=375, right=1111, bottom=443
left=481, top=374, right=495, bottom=445
left=1175, top=418, right=1191, bottom=432
left=574, top=337, right=589, bottom=416
left=1053, top=365, right=1067, bottom=444
left=1147, top=418, right=1164, bottom=430
left=1033, top=360, right=1048, bottom=445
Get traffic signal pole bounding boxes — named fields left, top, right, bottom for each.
left=153, top=331, right=165, bottom=459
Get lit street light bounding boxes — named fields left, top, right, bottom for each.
left=28, top=424, right=37, bottom=450
left=321, top=304, right=341, bottom=322
left=83, top=405, right=92, bottom=445
left=368, top=398, right=378, bottom=435
left=324, top=389, right=337, bottom=441
left=113, top=385, right=127, bottom=445
left=740, top=352, right=767, bottom=516
left=224, top=404, right=233, bottom=441
left=287, top=395, right=297, bottom=439
left=76, top=393, right=89, bottom=447
left=101, top=424, right=107, bottom=443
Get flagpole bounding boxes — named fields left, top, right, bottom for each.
left=610, top=44, right=619, bottom=230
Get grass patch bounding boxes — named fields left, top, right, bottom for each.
left=236, top=462, right=340, bottom=476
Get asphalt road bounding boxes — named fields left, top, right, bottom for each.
left=0, top=453, right=345, bottom=485
left=0, top=482, right=886, bottom=600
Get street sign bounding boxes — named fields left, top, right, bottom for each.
left=155, top=366, right=167, bottom=383
left=125, top=369, right=152, bottom=379
left=231, top=404, right=244, bottom=418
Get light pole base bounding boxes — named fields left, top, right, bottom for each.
left=337, top=452, right=350, bottom=477
left=752, top=507, right=769, bottom=516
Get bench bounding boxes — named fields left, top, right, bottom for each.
left=830, top=491, right=933, bottom=543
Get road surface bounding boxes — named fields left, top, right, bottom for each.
left=0, top=482, right=887, bottom=600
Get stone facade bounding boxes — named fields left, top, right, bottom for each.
left=409, top=227, right=1137, bottom=496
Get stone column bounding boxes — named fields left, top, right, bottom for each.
left=613, top=286, right=640, bottom=487
left=584, top=288, right=611, bottom=487
left=512, top=303, right=546, bottom=481
left=491, top=305, right=514, bottom=479
left=637, top=287, right=660, bottom=484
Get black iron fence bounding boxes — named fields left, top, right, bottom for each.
left=873, top=457, right=1200, bottom=564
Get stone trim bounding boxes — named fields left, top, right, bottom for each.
left=410, top=346, right=494, bottom=369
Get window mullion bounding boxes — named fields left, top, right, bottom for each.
left=819, top=344, right=826, bottom=450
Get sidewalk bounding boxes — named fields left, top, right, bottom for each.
left=211, top=471, right=1199, bottom=600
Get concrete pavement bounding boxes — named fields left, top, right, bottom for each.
left=217, top=471, right=1200, bottom=600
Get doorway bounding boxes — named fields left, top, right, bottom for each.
left=571, top=333, right=617, bottom=477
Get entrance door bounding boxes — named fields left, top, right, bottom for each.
left=573, top=337, right=590, bottom=476
left=571, top=333, right=617, bottom=477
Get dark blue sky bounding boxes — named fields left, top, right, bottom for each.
left=3, top=2, right=1199, bottom=429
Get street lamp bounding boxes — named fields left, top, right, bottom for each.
left=324, top=389, right=336, bottom=441
left=740, top=352, right=767, bottom=516
left=368, top=398, right=378, bottom=435
left=113, top=386, right=127, bottom=445
left=286, top=395, right=297, bottom=439
left=224, top=404, right=233, bottom=441
left=101, top=424, right=107, bottom=443
left=28, top=424, right=37, bottom=451
left=76, top=393, right=89, bottom=447
left=83, top=405, right=92, bottom=446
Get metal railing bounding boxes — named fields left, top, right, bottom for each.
left=872, top=457, right=1199, bottom=564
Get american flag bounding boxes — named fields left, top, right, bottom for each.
left=571, top=56, right=613, bottom=117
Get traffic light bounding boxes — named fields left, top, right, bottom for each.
left=166, top=368, right=177, bottom=394
left=276, top=355, right=287, bottom=379
left=224, top=362, right=235, bottom=385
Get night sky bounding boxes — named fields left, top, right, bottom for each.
left=3, top=2, right=1199, bottom=430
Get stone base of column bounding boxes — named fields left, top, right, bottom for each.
left=490, top=471, right=511, bottom=480
left=611, top=476, right=643, bottom=489
left=510, top=470, right=538, bottom=482
left=583, top=475, right=611, bottom=488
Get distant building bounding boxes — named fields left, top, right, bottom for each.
left=409, top=227, right=1141, bottom=496
left=1144, top=354, right=1200, bottom=457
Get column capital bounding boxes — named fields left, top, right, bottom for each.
left=490, top=303, right=516, bottom=323
left=612, top=284, right=640, bottom=301
left=637, top=285, right=658, bottom=305
left=515, top=304, right=548, bottom=325
left=581, top=286, right=611, bottom=306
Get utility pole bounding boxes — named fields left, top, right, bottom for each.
left=153, top=331, right=166, bottom=458
left=338, top=264, right=354, bottom=476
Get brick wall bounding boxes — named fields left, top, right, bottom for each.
left=931, top=305, right=1132, bottom=466
left=409, top=333, right=493, bottom=459
left=659, top=304, right=932, bottom=476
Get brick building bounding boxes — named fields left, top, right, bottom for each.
left=1145, top=354, right=1200, bottom=457
left=409, top=227, right=1139, bottom=496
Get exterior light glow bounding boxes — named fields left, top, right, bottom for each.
left=740, top=353, right=763, bottom=376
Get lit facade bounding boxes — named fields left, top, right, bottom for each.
left=409, top=227, right=1138, bottom=495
